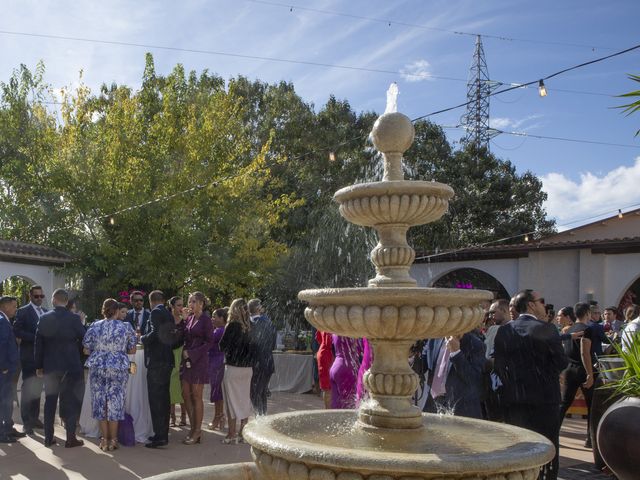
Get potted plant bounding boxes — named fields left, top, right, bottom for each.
left=596, top=332, right=640, bottom=480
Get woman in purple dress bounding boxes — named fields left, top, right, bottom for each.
left=329, top=335, right=363, bottom=409
left=180, top=292, right=214, bottom=445
left=356, top=338, right=372, bottom=405
left=207, top=308, right=227, bottom=430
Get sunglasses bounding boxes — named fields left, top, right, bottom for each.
left=32, top=294, right=45, bottom=299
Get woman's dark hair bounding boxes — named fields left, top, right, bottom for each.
left=102, top=298, right=119, bottom=318
left=624, top=304, right=640, bottom=321
left=214, top=308, right=228, bottom=323
left=66, top=298, right=78, bottom=310
left=168, top=296, right=183, bottom=312
left=558, top=306, right=576, bottom=323
left=189, top=291, right=209, bottom=309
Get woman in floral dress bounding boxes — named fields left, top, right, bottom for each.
left=83, top=298, right=137, bottom=451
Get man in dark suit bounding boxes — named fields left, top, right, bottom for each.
left=0, top=296, right=27, bottom=443
left=124, top=290, right=151, bottom=335
left=141, top=290, right=183, bottom=448
left=34, top=288, right=86, bottom=447
left=248, top=298, right=277, bottom=415
left=13, top=284, right=48, bottom=434
left=422, top=330, right=486, bottom=419
left=494, top=289, right=568, bottom=480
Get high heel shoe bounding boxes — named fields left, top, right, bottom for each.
left=179, top=416, right=187, bottom=426
left=207, top=414, right=225, bottom=430
left=99, top=438, right=109, bottom=452
left=108, top=439, right=119, bottom=451
left=182, top=432, right=201, bottom=445
left=221, top=436, right=238, bottom=445
left=170, top=414, right=176, bottom=427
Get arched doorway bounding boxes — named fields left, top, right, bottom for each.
left=431, top=268, right=509, bottom=300
left=618, top=275, right=640, bottom=318
left=0, top=275, right=35, bottom=306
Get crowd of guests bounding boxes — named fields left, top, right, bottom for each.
left=0, top=285, right=276, bottom=448
left=313, top=290, right=639, bottom=480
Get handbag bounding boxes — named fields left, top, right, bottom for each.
left=129, top=361, right=137, bottom=375
left=117, top=413, right=136, bottom=447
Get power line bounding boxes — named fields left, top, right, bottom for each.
left=0, top=29, right=467, bottom=82
left=497, top=130, right=640, bottom=149
left=246, top=0, right=622, bottom=52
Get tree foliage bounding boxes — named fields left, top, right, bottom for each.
left=0, top=55, right=555, bottom=324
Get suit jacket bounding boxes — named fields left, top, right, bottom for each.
left=14, top=303, right=47, bottom=370
left=124, top=308, right=150, bottom=334
left=0, top=312, right=19, bottom=373
left=423, top=332, right=486, bottom=418
left=141, top=305, right=182, bottom=369
left=34, top=306, right=85, bottom=374
left=249, top=315, right=277, bottom=375
left=493, top=314, right=568, bottom=406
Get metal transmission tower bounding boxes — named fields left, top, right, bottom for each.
left=461, top=35, right=500, bottom=150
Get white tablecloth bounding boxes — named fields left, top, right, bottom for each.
left=268, top=352, right=314, bottom=394
left=79, top=349, right=154, bottom=443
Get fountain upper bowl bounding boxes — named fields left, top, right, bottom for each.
left=334, top=180, right=454, bottom=227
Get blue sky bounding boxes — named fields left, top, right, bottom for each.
left=2, top=0, right=640, bottom=230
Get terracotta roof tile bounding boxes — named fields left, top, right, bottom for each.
left=0, top=239, right=72, bottom=265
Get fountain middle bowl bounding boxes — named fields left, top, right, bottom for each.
left=244, top=410, right=553, bottom=480
left=299, top=287, right=491, bottom=339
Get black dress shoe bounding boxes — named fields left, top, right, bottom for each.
left=33, top=419, right=45, bottom=429
left=22, top=427, right=34, bottom=435
left=147, top=435, right=158, bottom=442
left=65, top=438, right=84, bottom=448
left=145, top=439, right=168, bottom=448
left=10, top=429, right=27, bottom=438
left=44, top=438, right=58, bottom=447
left=0, top=435, right=16, bottom=443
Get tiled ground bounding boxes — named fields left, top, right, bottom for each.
left=0, top=392, right=613, bottom=479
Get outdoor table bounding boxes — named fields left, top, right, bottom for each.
left=269, top=351, right=314, bottom=394
left=79, top=347, right=153, bottom=443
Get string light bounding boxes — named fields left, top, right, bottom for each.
left=329, top=152, right=336, bottom=162
left=524, top=234, right=529, bottom=242
left=538, top=79, right=547, bottom=97
left=109, top=217, right=115, bottom=225
left=618, top=209, right=623, bottom=219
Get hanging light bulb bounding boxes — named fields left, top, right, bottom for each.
left=618, top=209, right=623, bottom=219
left=329, top=152, right=336, bottom=162
left=524, top=234, right=529, bottom=242
left=538, top=80, right=547, bottom=97
left=109, top=217, right=115, bottom=225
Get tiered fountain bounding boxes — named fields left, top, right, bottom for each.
left=150, top=90, right=554, bottom=480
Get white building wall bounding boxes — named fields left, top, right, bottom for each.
left=0, top=261, right=66, bottom=308
left=412, top=249, right=640, bottom=309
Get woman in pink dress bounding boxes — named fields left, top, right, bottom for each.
left=180, top=292, right=214, bottom=445
left=356, top=338, right=372, bottom=405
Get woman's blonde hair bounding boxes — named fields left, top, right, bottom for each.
left=228, top=298, right=250, bottom=332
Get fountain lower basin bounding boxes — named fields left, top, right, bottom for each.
left=245, top=411, right=553, bottom=480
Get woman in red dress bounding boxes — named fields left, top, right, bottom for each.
left=315, top=330, right=334, bottom=409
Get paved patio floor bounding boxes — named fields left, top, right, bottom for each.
left=0, top=393, right=610, bottom=480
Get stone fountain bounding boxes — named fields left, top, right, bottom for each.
left=148, top=89, right=554, bottom=480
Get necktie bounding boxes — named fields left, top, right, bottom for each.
left=430, top=340, right=451, bottom=399
left=36, top=307, right=43, bottom=317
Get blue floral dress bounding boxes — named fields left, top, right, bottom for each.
left=83, top=320, right=137, bottom=421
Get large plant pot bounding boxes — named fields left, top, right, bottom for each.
left=597, top=396, right=640, bottom=479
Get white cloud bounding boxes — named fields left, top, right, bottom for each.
left=489, top=114, right=544, bottom=131
left=400, top=59, right=432, bottom=82
left=541, top=157, right=640, bottom=227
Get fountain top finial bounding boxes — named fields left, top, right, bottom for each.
left=371, top=84, right=414, bottom=179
